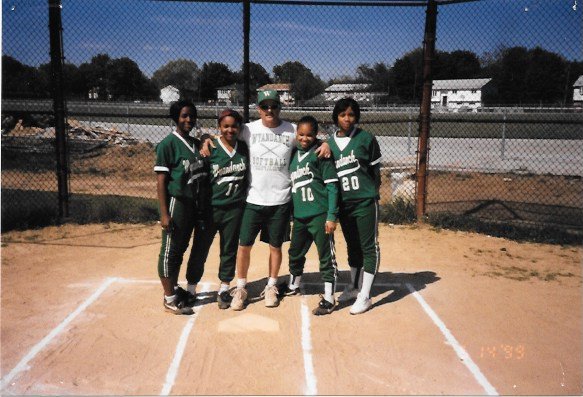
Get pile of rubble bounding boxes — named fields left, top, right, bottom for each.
left=2, top=117, right=139, bottom=146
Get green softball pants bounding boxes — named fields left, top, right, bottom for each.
left=288, top=212, right=338, bottom=284
left=338, top=198, right=380, bottom=275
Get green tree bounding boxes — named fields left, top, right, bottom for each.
left=235, top=62, right=272, bottom=102
left=273, top=61, right=325, bottom=101
left=199, top=62, right=236, bottom=101
left=482, top=46, right=570, bottom=105
left=356, top=62, right=390, bottom=93
left=151, top=59, right=200, bottom=99
left=390, top=48, right=424, bottom=102
left=1, top=55, right=48, bottom=98
left=38, top=62, right=86, bottom=100
left=108, top=57, right=157, bottom=101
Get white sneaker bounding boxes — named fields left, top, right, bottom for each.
left=261, top=285, right=280, bottom=308
left=350, top=293, right=372, bottom=315
left=338, top=284, right=359, bottom=302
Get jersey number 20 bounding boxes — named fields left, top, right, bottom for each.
left=341, top=176, right=360, bottom=191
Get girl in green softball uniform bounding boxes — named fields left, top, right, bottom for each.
left=329, top=98, right=382, bottom=315
left=287, top=116, right=339, bottom=315
left=155, top=100, right=207, bottom=315
left=189, top=109, right=249, bottom=309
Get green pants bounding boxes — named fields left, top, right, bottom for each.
left=288, top=212, right=337, bottom=284
left=338, top=198, right=380, bottom=275
left=157, top=196, right=205, bottom=284
left=189, top=203, right=244, bottom=283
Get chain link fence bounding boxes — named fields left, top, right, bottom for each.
left=2, top=0, right=582, bottom=234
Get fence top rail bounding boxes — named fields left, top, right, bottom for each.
left=156, top=0, right=479, bottom=6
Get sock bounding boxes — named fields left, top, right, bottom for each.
left=289, top=274, right=301, bottom=290
left=187, top=283, right=197, bottom=294
left=360, top=271, right=375, bottom=299
left=350, top=267, right=363, bottom=289
left=165, top=294, right=176, bottom=304
left=219, top=283, right=230, bottom=294
left=267, top=277, right=278, bottom=287
left=237, top=278, right=247, bottom=289
left=324, top=282, right=334, bottom=303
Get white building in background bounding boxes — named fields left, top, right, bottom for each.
left=573, top=75, right=583, bottom=107
left=431, top=78, right=493, bottom=112
left=258, top=83, right=295, bottom=106
left=160, top=85, right=180, bottom=104
left=217, top=84, right=242, bottom=106
left=324, top=83, right=375, bottom=102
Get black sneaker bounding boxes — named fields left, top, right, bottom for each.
left=175, top=286, right=197, bottom=307
left=277, top=282, right=300, bottom=298
left=312, top=296, right=335, bottom=316
left=217, top=290, right=232, bottom=309
left=164, top=297, right=194, bottom=315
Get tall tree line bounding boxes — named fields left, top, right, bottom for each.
left=3, top=46, right=582, bottom=105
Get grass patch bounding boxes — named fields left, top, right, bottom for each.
left=379, top=198, right=416, bottom=224
left=2, top=189, right=158, bottom=232
left=427, top=211, right=583, bottom=245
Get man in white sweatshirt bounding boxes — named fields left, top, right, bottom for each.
left=229, top=90, right=329, bottom=310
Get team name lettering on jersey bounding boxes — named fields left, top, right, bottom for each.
left=250, top=133, right=291, bottom=146
left=212, top=159, right=247, bottom=178
left=183, top=158, right=206, bottom=184
left=252, top=156, right=287, bottom=170
left=335, top=150, right=361, bottom=177
left=290, top=163, right=314, bottom=193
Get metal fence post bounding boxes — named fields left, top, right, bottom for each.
left=243, top=0, right=250, bottom=123
left=415, top=0, right=438, bottom=221
left=48, top=0, right=69, bottom=218
left=407, top=109, right=412, bottom=154
left=501, top=110, right=506, bottom=159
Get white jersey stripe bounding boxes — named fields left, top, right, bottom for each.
left=162, top=197, right=176, bottom=278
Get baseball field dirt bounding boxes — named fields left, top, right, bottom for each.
left=1, top=222, right=581, bottom=395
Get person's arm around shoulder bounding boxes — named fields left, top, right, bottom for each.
left=199, top=133, right=218, bottom=157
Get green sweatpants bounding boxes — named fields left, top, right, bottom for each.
left=157, top=196, right=204, bottom=284
left=338, top=198, right=380, bottom=275
left=288, top=212, right=337, bottom=284
left=188, top=203, right=244, bottom=283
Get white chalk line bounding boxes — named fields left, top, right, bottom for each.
left=160, top=282, right=212, bottom=396
left=300, top=297, right=318, bottom=396
left=405, top=283, right=499, bottom=396
left=0, top=277, right=119, bottom=391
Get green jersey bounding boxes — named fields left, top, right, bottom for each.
left=154, top=131, right=206, bottom=200
left=207, top=138, right=249, bottom=206
left=289, top=142, right=339, bottom=221
left=329, top=127, right=382, bottom=202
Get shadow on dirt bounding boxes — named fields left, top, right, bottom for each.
left=194, top=270, right=440, bottom=312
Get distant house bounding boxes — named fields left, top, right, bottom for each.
left=217, top=84, right=242, bottom=106
left=160, top=85, right=180, bottom=104
left=258, top=83, right=294, bottom=106
left=431, top=78, right=493, bottom=112
left=324, top=83, right=381, bottom=103
left=573, top=75, right=583, bottom=107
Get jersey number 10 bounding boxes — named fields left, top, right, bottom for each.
left=300, top=187, right=314, bottom=202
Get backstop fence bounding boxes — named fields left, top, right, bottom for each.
left=2, top=0, right=582, bottom=232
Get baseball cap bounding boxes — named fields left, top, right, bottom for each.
left=257, top=89, right=280, bottom=104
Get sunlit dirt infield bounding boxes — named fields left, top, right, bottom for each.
left=1, top=222, right=581, bottom=395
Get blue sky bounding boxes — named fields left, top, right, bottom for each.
left=2, top=0, right=581, bottom=80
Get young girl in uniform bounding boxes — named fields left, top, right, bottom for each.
left=154, top=100, right=207, bottom=315
left=328, top=98, right=382, bottom=315
left=189, top=109, right=249, bottom=309
left=286, top=116, right=339, bottom=315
